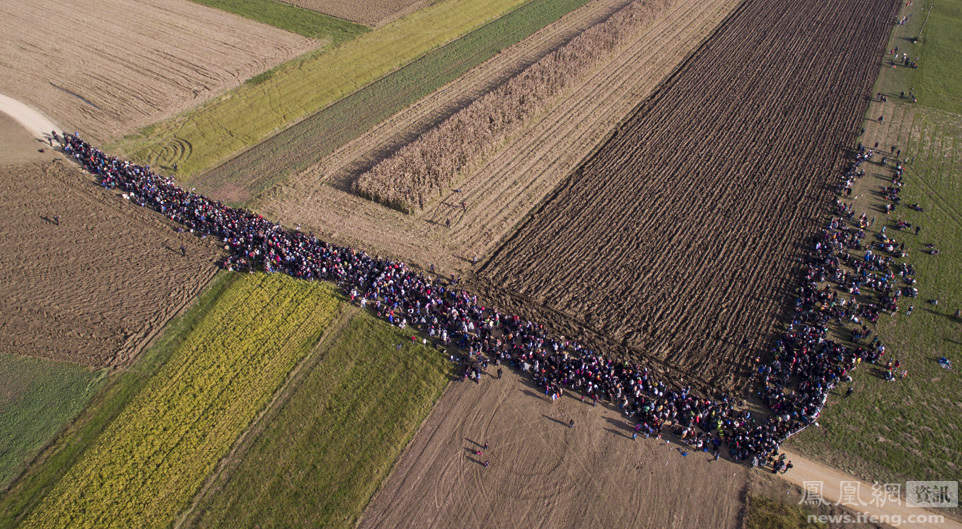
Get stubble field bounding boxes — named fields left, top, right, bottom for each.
left=478, top=0, right=900, bottom=391
left=0, top=0, right=316, bottom=144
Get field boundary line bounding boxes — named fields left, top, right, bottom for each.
left=354, top=370, right=457, bottom=529
left=111, top=266, right=221, bottom=372
left=173, top=301, right=359, bottom=529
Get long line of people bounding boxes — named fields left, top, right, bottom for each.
left=58, top=133, right=910, bottom=463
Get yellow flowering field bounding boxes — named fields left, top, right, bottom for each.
left=20, top=273, right=339, bottom=529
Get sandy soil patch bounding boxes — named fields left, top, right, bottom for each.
left=0, top=0, right=316, bottom=144
left=0, top=136, right=222, bottom=367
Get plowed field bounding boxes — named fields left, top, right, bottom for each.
left=0, top=159, right=221, bottom=367
left=359, top=370, right=746, bottom=529
left=260, top=0, right=743, bottom=274
left=479, top=0, right=899, bottom=391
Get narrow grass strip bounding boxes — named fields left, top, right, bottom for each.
left=187, top=0, right=368, bottom=42
left=194, top=0, right=595, bottom=202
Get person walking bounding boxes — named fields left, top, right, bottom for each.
left=568, top=419, right=574, bottom=429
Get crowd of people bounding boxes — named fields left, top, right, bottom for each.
left=58, top=132, right=911, bottom=465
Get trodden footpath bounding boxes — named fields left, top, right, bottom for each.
left=778, top=450, right=960, bottom=529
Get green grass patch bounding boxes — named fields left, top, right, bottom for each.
left=789, top=0, right=962, bottom=491
left=0, top=272, right=237, bottom=529
left=0, top=356, right=103, bottom=489
left=194, top=0, right=595, bottom=201
left=16, top=273, right=340, bottom=529
left=187, top=309, right=452, bottom=529
left=789, top=105, right=962, bottom=488
left=113, top=0, right=532, bottom=178
left=744, top=495, right=825, bottom=529
left=915, top=0, right=962, bottom=113
left=187, top=0, right=368, bottom=42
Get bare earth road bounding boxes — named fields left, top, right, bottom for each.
left=779, top=450, right=961, bottom=529
left=0, top=93, right=59, bottom=141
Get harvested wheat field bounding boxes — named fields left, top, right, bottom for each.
left=0, top=0, right=316, bottom=144
left=259, top=0, right=742, bottom=274
left=285, top=0, right=432, bottom=26
left=0, top=153, right=222, bottom=367
left=478, top=0, right=899, bottom=391
left=359, top=370, right=747, bottom=529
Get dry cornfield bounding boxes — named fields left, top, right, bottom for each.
left=352, top=0, right=672, bottom=212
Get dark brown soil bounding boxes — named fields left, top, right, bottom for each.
left=477, top=0, right=900, bottom=393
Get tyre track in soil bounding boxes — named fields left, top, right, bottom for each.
left=259, top=0, right=744, bottom=275
left=478, top=0, right=900, bottom=392
left=358, top=369, right=746, bottom=529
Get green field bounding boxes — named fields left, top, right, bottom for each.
left=186, top=309, right=452, bottom=529
left=914, top=0, right=962, bottom=114
left=0, top=273, right=237, bottom=529
left=188, top=0, right=368, bottom=42
left=114, top=0, right=533, bottom=178
left=193, top=0, right=596, bottom=202
left=17, top=274, right=340, bottom=529
left=788, top=0, right=962, bottom=494
left=0, top=356, right=103, bottom=489
left=789, top=102, right=962, bottom=486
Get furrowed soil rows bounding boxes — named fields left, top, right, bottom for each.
left=0, top=160, right=221, bottom=368
left=260, top=0, right=742, bottom=275
left=479, top=0, right=899, bottom=391
left=0, top=0, right=315, bottom=144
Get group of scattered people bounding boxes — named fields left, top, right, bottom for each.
left=58, top=132, right=912, bottom=466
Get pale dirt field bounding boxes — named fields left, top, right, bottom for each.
left=283, top=0, right=434, bottom=26
left=0, top=117, right=222, bottom=368
left=259, top=0, right=743, bottom=278
left=0, top=0, right=317, bottom=144
left=359, top=369, right=747, bottom=529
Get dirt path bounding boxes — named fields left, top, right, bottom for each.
left=778, top=450, right=960, bottom=528
left=358, top=368, right=747, bottom=529
left=0, top=93, right=59, bottom=142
